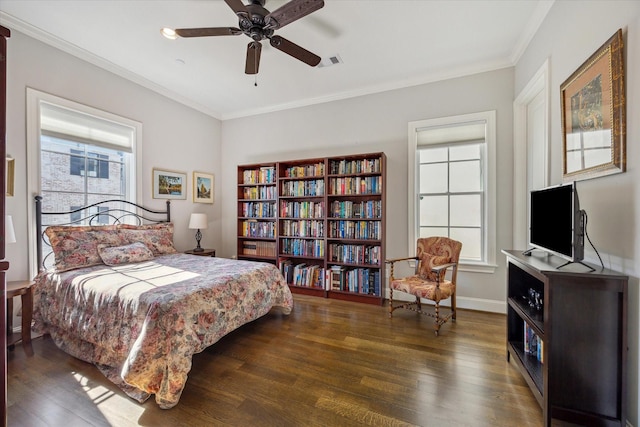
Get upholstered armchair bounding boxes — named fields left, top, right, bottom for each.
left=386, top=237, right=462, bottom=336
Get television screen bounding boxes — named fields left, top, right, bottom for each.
left=529, top=182, right=583, bottom=262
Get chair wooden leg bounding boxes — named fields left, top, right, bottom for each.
left=434, top=302, right=441, bottom=335
left=415, top=296, right=421, bottom=311
left=389, top=287, right=394, bottom=318
left=451, top=290, right=457, bottom=322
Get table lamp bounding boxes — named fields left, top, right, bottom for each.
left=188, top=213, right=208, bottom=252
left=5, top=215, right=16, bottom=244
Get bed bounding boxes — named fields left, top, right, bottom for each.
left=32, top=196, right=293, bottom=409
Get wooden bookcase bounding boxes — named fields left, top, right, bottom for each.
left=503, top=250, right=627, bottom=427
left=237, top=163, right=278, bottom=264
left=237, top=152, right=386, bottom=305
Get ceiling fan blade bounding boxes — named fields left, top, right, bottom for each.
left=224, top=0, right=250, bottom=16
left=245, top=41, right=262, bottom=75
left=175, top=27, right=242, bottom=37
left=264, top=0, right=324, bottom=30
left=269, top=35, right=320, bottom=67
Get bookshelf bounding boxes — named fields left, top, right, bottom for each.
left=503, top=250, right=627, bottom=427
left=237, top=152, right=386, bottom=305
left=277, top=158, right=327, bottom=297
left=326, top=154, right=385, bottom=304
left=237, top=163, right=277, bottom=264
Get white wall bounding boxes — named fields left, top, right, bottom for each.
left=221, top=67, right=515, bottom=311
left=5, top=30, right=223, bottom=282
left=514, top=1, right=640, bottom=424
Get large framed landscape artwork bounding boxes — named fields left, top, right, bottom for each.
left=560, top=28, right=625, bottom=182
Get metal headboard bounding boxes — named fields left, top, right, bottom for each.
left=35, top=195, right=171, bottom=271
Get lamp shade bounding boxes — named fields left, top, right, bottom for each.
left=188, top=213, right=208, bottom=230
left=5, top=215, right=16, bottom=244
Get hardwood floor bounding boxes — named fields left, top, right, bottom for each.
left=7, top=295, right=545, bottom=426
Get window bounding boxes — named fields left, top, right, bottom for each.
left=408, top=111, right=497, bottom=272
left=70, top=148, right=110, bottom=179
left=27, top=89, right=142, bottom=276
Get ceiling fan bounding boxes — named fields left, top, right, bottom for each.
left=162, top=0, right=325, bottom=75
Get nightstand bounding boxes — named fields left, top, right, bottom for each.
left=184, top=248, right=216, bottom=257
left=6, top=280, right=34, bottom=356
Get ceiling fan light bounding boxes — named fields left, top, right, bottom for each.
left=161, top=27, right=178, bottom=40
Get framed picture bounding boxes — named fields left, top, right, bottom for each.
left=6, top=157, right=14, bottom=197
left=193, top=171, right=214, bottom=204
left=561, top=29, right=625, bottom=182
left=153, top=168, right=187, bottom=199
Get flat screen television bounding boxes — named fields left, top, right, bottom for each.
left=527, top=182, right=584, bottom=264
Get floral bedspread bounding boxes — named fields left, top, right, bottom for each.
left=33, top=254, right=293, bottom=408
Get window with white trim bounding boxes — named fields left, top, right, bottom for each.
left=408, top=111, right=497, bottom=272
left=26, top=89, right=142, bottom=275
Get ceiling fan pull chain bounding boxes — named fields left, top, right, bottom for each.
left=254, top=75, right=258, bottom=87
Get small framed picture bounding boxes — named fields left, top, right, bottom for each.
left=193, top=171, right=214, bottom=204
left=6, top=157, right=14, bottom=197
left=153, top=168, right=187, bottom=199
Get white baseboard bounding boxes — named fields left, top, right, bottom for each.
left=387, top=292, right=506, bottom=314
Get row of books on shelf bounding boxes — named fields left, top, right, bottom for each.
left=280, top=179, right=325, bottom=197
left=279, top=200, right=325, bottom=219
left=328, top=176, right=382, bottom=195
left=329, top=157, right=382, bottom=175
left=280, top=219, right=324, bottom=238
left=241, top=240, right=276, bottom=257
left=329, top=266, right=380, bottom=296
left=241, top=220, right=275, bottom=238
left=242, top=185, right=276, bottom=200
left=241, top=201, right=276, bottom=218
left=328, top=243, right=381, bottom=266
left=282, top=162, right=325, bottom=178
left=524, top=323, right=544, bottom=364
left=243, top=167, right=276, bottom=185
left=329, top=200, right=382, bottom=219
left=279, top=261, right=381, bottom=296
left=280, top=238, right=325, bottom=257
left=280, top=261, right=325, bottom=288
left=328, top=220, right=381, bottom=240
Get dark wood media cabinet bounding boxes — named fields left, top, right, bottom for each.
left=503, top=250, right=627, bottom=426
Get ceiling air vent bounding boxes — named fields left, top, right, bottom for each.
left=318, top=54, right=343, bottom=68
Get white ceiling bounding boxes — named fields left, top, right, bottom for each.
left=0, top=0, right=553, bottom=120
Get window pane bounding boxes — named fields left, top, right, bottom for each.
left=451, top=227, right=482, bottom=261
left=420, top=227, right=448, bottom=238
left=41, top=151, right=85, bottom=193
left=450, top=144, right=480, bottom=161
left=450, top=160, right=481, bottom=192
left=419, top=147, right=447, bottom=163
left=419, top=195, right=448, bottom=227
left=450, top=194, right=481, bottom=226
left=420, top=163, right=447, bottom=193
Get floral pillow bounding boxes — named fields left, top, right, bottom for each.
left=117, top=223, right=177, bottom=255
left=418, top=253, right=451, bottom=282
left=98, top=242, right=154, bottom=266
left=45, top=225, right=126, bottom=272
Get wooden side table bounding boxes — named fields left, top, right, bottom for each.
left=184, top=248, right=216, bottom=257
left=6, top=280, right=34, bottom=356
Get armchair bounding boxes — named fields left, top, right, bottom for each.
left=386, top=236, right=462, bottom=336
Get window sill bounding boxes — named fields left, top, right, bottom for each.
left=459, top=262, right=498, bottom=274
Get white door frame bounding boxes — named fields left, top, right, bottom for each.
left=512, top=59, right=550, bottom=249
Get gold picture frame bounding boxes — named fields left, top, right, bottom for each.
left=152, top=168, right=187, bottom=199
left=6, top=157, right=14, bottom=197
left=561, top=29, right=625, bottom=182
left=193, top=171, right=214, bottom=204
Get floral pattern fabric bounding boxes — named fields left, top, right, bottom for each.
left=33, top=254, right=293, bottom=409
left=45, top=224, right=126, bottom=272
left=391, top=236, right=462, bottom=303
left=117, top=223, right=177, bottom=255
left=98, top=242, right=155, bottom=266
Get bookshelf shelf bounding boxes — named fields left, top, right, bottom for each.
left=237, top=153, right=385, bottom=305
left=503, top=250, right=628, bottom=427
